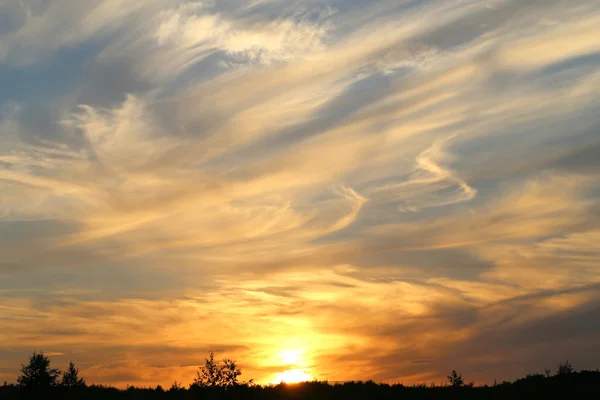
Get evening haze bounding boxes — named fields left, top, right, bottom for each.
left=1, top=0, right=600, bottom=389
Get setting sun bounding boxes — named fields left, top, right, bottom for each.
left=273, top=369, right=313, bottom=384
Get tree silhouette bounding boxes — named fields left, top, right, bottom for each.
left=192, top=352, right=243, bottom=388
left=61, top=361, right=86, bottom=388
left=169, top=381, right=184, bottom=392
left=193, top=352, right=222, bottom=387
left=447, top=370, right=464, bottom=387
left=557, top=360, right=574, bottom=376
left=17, top=351, right=60, bottom=389
left=5, top=349, right=600, bottom=399
left=220, top=358, right=242, bottom=386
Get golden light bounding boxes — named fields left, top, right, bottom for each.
left=279, top=349, right=303, bottom=365
left=273, top=369, right=313, bottom=384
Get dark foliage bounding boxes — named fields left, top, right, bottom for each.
left=16, top=352, right=60, bottom=389
left=190, top=352, right=251, bottom=389
left=61, top=361, right=86, bottom=388
left=447, top=370, right=463, bottom=387
left=557, top=360, right=574, bottom=376
left=447, top=370, right=474, bottom=388
left=3, top=354, right=600, bottom=400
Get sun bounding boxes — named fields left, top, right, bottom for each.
left=273, top=369, right=313, bottom=384
left=271, top=347, right=312, bottom=383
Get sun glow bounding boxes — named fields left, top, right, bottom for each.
left=279, top=349, right=303, bottom=365
left=273, top=369, right=313, bottom=384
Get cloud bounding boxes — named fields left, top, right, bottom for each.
left=155, top=3, right=330, bottom=65
left=1, top=0, right=600, bottom=389
left=0, top=0, right=167, bottom=65
left=372, top=135, right=477, bottom=212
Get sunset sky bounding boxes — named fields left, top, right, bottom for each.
left=1, top=0, right=600, bottom=388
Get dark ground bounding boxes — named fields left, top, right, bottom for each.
left=2, top=371, right=600, bottom=400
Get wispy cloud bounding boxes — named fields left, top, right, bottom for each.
left=155, top=3, right=330, bottom=66
left=373, top=135, right=477, bottom=212
left=1, top=0, right=600, bottom=389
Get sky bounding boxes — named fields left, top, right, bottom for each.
left=1, top=0, right=600, bottom=388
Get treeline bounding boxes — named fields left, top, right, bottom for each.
left=1, top=352, right=600, bottom=399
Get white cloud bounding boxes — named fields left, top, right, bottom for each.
left=154, top=3, right=330, bottom=68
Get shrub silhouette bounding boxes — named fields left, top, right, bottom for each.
left=17, top=351, right=60, bottom=389
left=61, top=361, right=86, bottom=388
